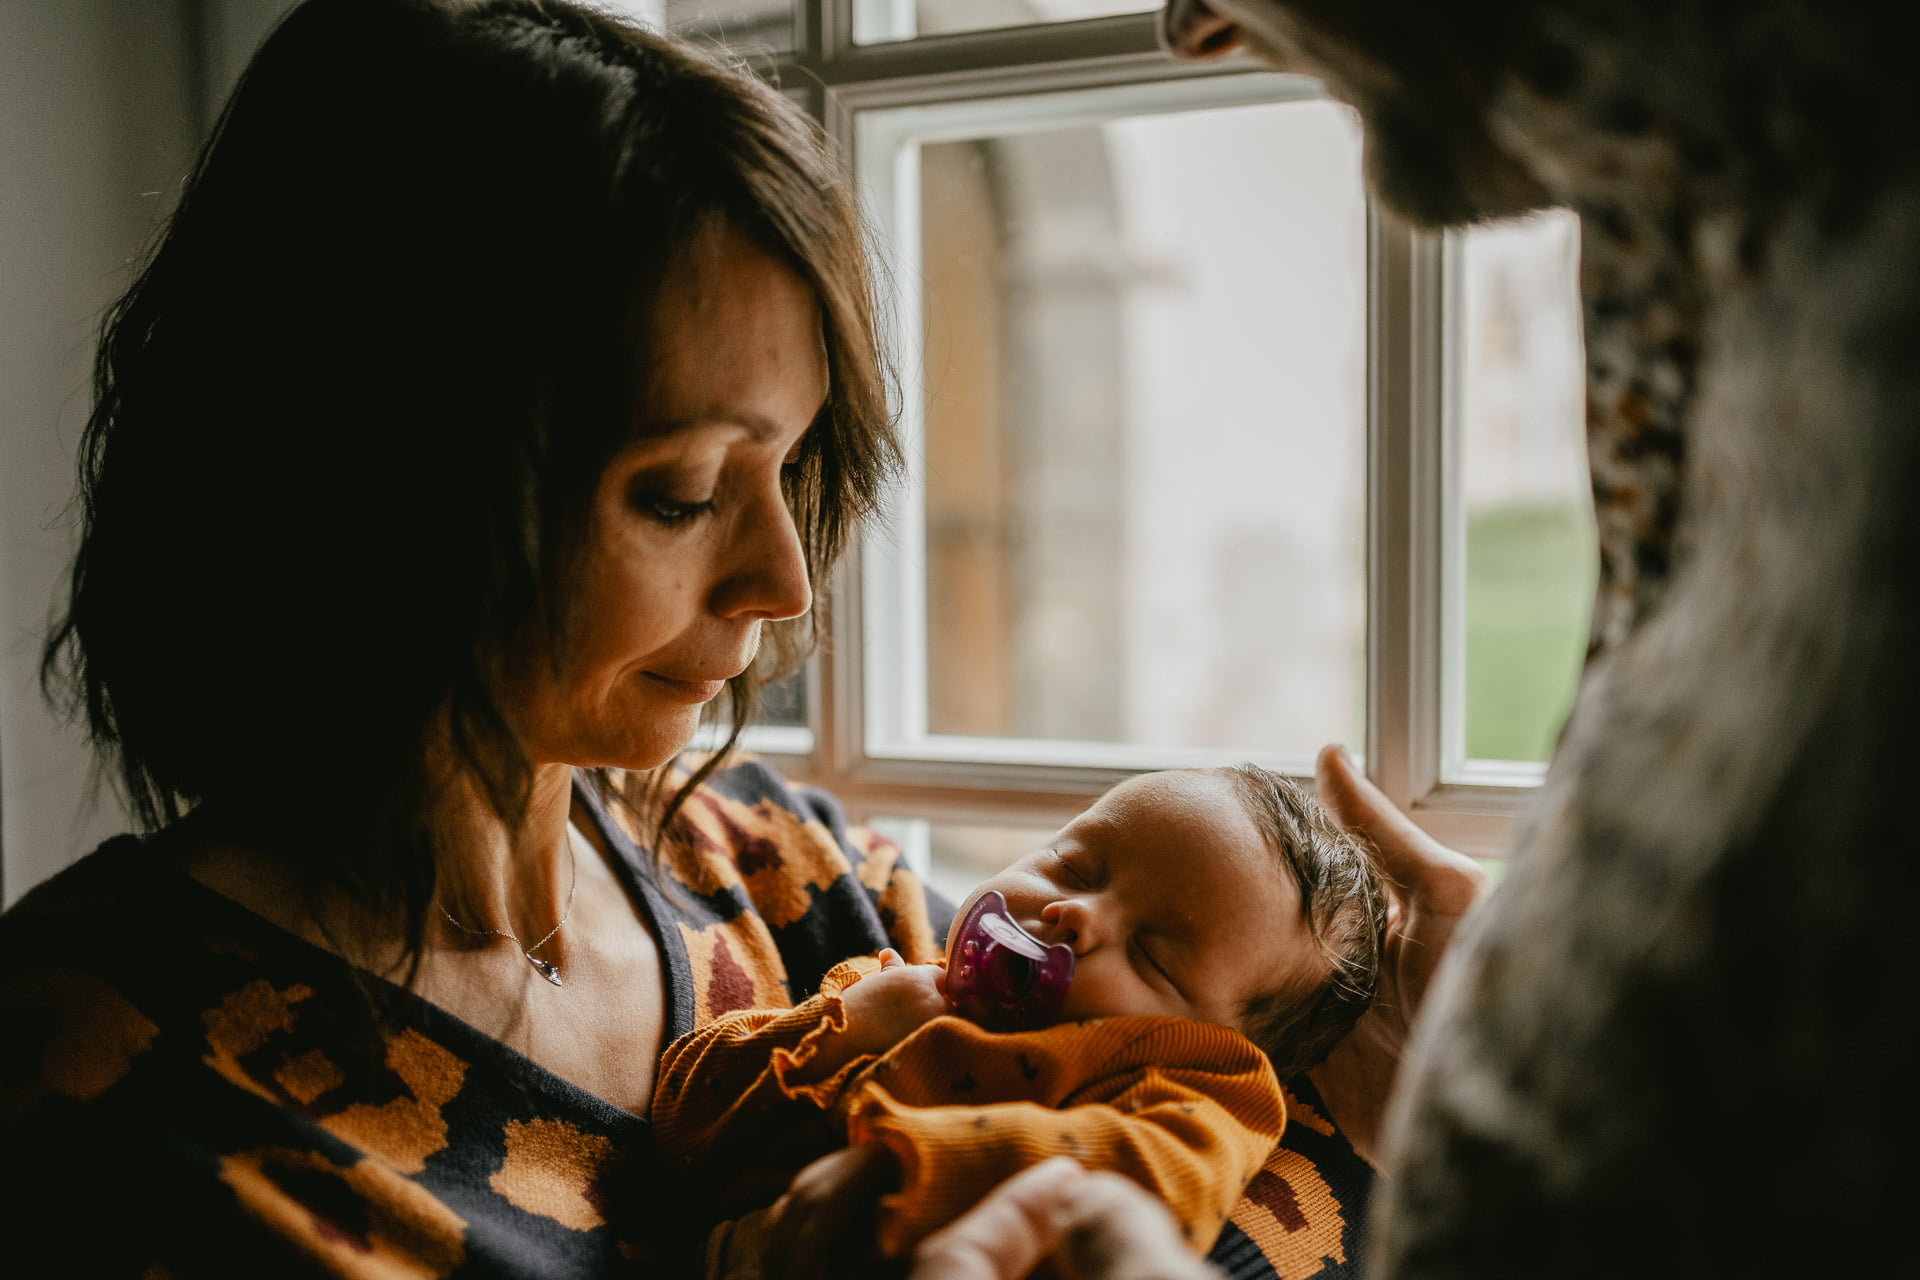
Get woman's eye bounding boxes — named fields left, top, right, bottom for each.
left=632, top=493, right=716, bottom=526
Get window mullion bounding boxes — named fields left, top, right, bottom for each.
left=1365, top=209, right=1445, bottom=817
left=1370, top=216, right=1532, bottom=857
left=810, top=0, right=849, bottom=63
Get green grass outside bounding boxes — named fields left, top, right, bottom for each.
left=1465, top=501, right=1595, bottom=762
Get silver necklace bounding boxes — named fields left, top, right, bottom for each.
left=437, top=830, right=579, bottom=987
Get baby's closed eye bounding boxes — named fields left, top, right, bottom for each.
left=1050, top=848, right=1092, bottom=887
left=1129, top=935, right=1187, bottom=1000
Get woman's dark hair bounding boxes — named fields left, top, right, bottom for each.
left=42, top=0, right=895, bottom=963
left=1221, top=764, right=1390, bottom=1082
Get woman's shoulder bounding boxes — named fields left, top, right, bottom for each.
left=579, top=758, right=953, bottom=1017
left=0, top=830, right=280, bottom=1043
left=1, top=829, right=684, bottom=1276
left=0, top=832, right=230, bottom=1156
left=1, top=832, right=175, bottom=946
left=586, top=756, right=914, bottom=904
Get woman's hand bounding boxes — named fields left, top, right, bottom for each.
left=1307, top=744, right=1490, bottom=1163
left=910, top=1158, right=1222, bottom=1280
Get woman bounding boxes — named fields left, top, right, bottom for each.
left=4, top=1, right=929, bottom=1272
left=0, top=0, right=1482, bottom=1274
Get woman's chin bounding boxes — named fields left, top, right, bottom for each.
left=553, top=708, right=709, bottom=775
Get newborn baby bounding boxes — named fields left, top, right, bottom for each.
left=651, top=764, right=1387, bottom=1274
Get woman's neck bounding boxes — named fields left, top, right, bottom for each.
left=181, top=759, right=594, bottom=983
left=429, top=762, right=581, bottom=971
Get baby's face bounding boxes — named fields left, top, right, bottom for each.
left=946, top=770, right=1321, bottom=1028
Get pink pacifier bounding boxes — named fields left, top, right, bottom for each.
left=945, top=889, right=1075, bottom=1031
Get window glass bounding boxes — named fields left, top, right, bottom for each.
left=755, top=668, right=807, bottom=728
left=903, top=97, right=1367, bottom=767
left=870, top=817, right=1053, bottom=907
left=1455, top=210, right=1592, bottom=763
left=855, top=0, right=1159, bottom=44
left=602, top=0, right=793, bottom=55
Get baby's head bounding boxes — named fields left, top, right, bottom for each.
left=946, top=765, right=1387, bottom=1080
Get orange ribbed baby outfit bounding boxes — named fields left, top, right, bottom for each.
left=652, top=956, right=1286, bottom=1263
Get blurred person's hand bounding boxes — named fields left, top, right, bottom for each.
left=1309, top=744, right=1491, bottom=1162
left=910, top=1158, right=1222, bottom=1280
left=761, top=1142, right=899, bottom=1280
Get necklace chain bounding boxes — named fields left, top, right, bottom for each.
left=437, top=828, right=580, bottom=987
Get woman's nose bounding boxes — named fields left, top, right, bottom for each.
left=711, top=485, right=812, bottom=622
left=1158, top=0, right=1244, bottom=60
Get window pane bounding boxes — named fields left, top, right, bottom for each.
left=1455, top=210, right=1592, bottom=763
left=871, top=816, right=1054, bottom=908
left=912, top=98, right=1368, bottom=765
left=856, top=0, right=1158, bottom=44
left=755, top=667, right=808, bottom=729
left=601, top=0, right=792, bottom=55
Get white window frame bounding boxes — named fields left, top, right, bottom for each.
left=702, top=1, right=1570, bottom=861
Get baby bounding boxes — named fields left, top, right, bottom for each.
left=651, top=764, right=1387, bottom=1274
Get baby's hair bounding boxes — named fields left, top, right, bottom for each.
left=1219, top=764, right=1389, bottom=1082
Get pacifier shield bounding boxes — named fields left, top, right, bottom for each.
left=946, top=889, right=1074, bottom=1031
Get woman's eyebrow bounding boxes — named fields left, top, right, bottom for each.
left=640, top=412, right=789, bottom=443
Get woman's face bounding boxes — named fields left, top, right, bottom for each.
left=509, top=221, right=824, bottom=770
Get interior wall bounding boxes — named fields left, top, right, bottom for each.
left=0, top=0, right=300, bottom=906
left=0, top=0, right=200, bottom=904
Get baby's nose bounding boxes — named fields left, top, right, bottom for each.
left=1040, top=899, right=1090, bottom=950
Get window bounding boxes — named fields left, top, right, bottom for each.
left=632, top=1, right=1589, bottom=873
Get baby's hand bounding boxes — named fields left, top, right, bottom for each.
left=838, top=949, right=950, bottom=1058
left=785, top=950, right=949, bottom=1089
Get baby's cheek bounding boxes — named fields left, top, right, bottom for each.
left=1056, top=960, right=1156, bottom=1022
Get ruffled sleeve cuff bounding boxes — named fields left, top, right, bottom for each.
left=769, top=955, right=884, bottom=1109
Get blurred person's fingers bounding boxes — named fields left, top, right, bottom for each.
left=1311, top=743, right=1490, bottom=1161
left=909, top=1158, right=1086, bottom=1280
left=1049, top=1172, right=1224, bottom=1280
left=1315, top=744, right=1457, bottom=884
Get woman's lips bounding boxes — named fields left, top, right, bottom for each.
left=643, top=672, right=730, bottom=702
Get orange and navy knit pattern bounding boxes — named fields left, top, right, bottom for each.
left=0, top=759, right=1373, bottom=1278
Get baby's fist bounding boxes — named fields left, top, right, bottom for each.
left=841, top=949, right=949, bottom=1056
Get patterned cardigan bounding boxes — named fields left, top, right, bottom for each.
left=0, top=760, right=1372, bottom=1277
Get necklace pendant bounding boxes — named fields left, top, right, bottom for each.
left=526, top=953, right=563, bottom=986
